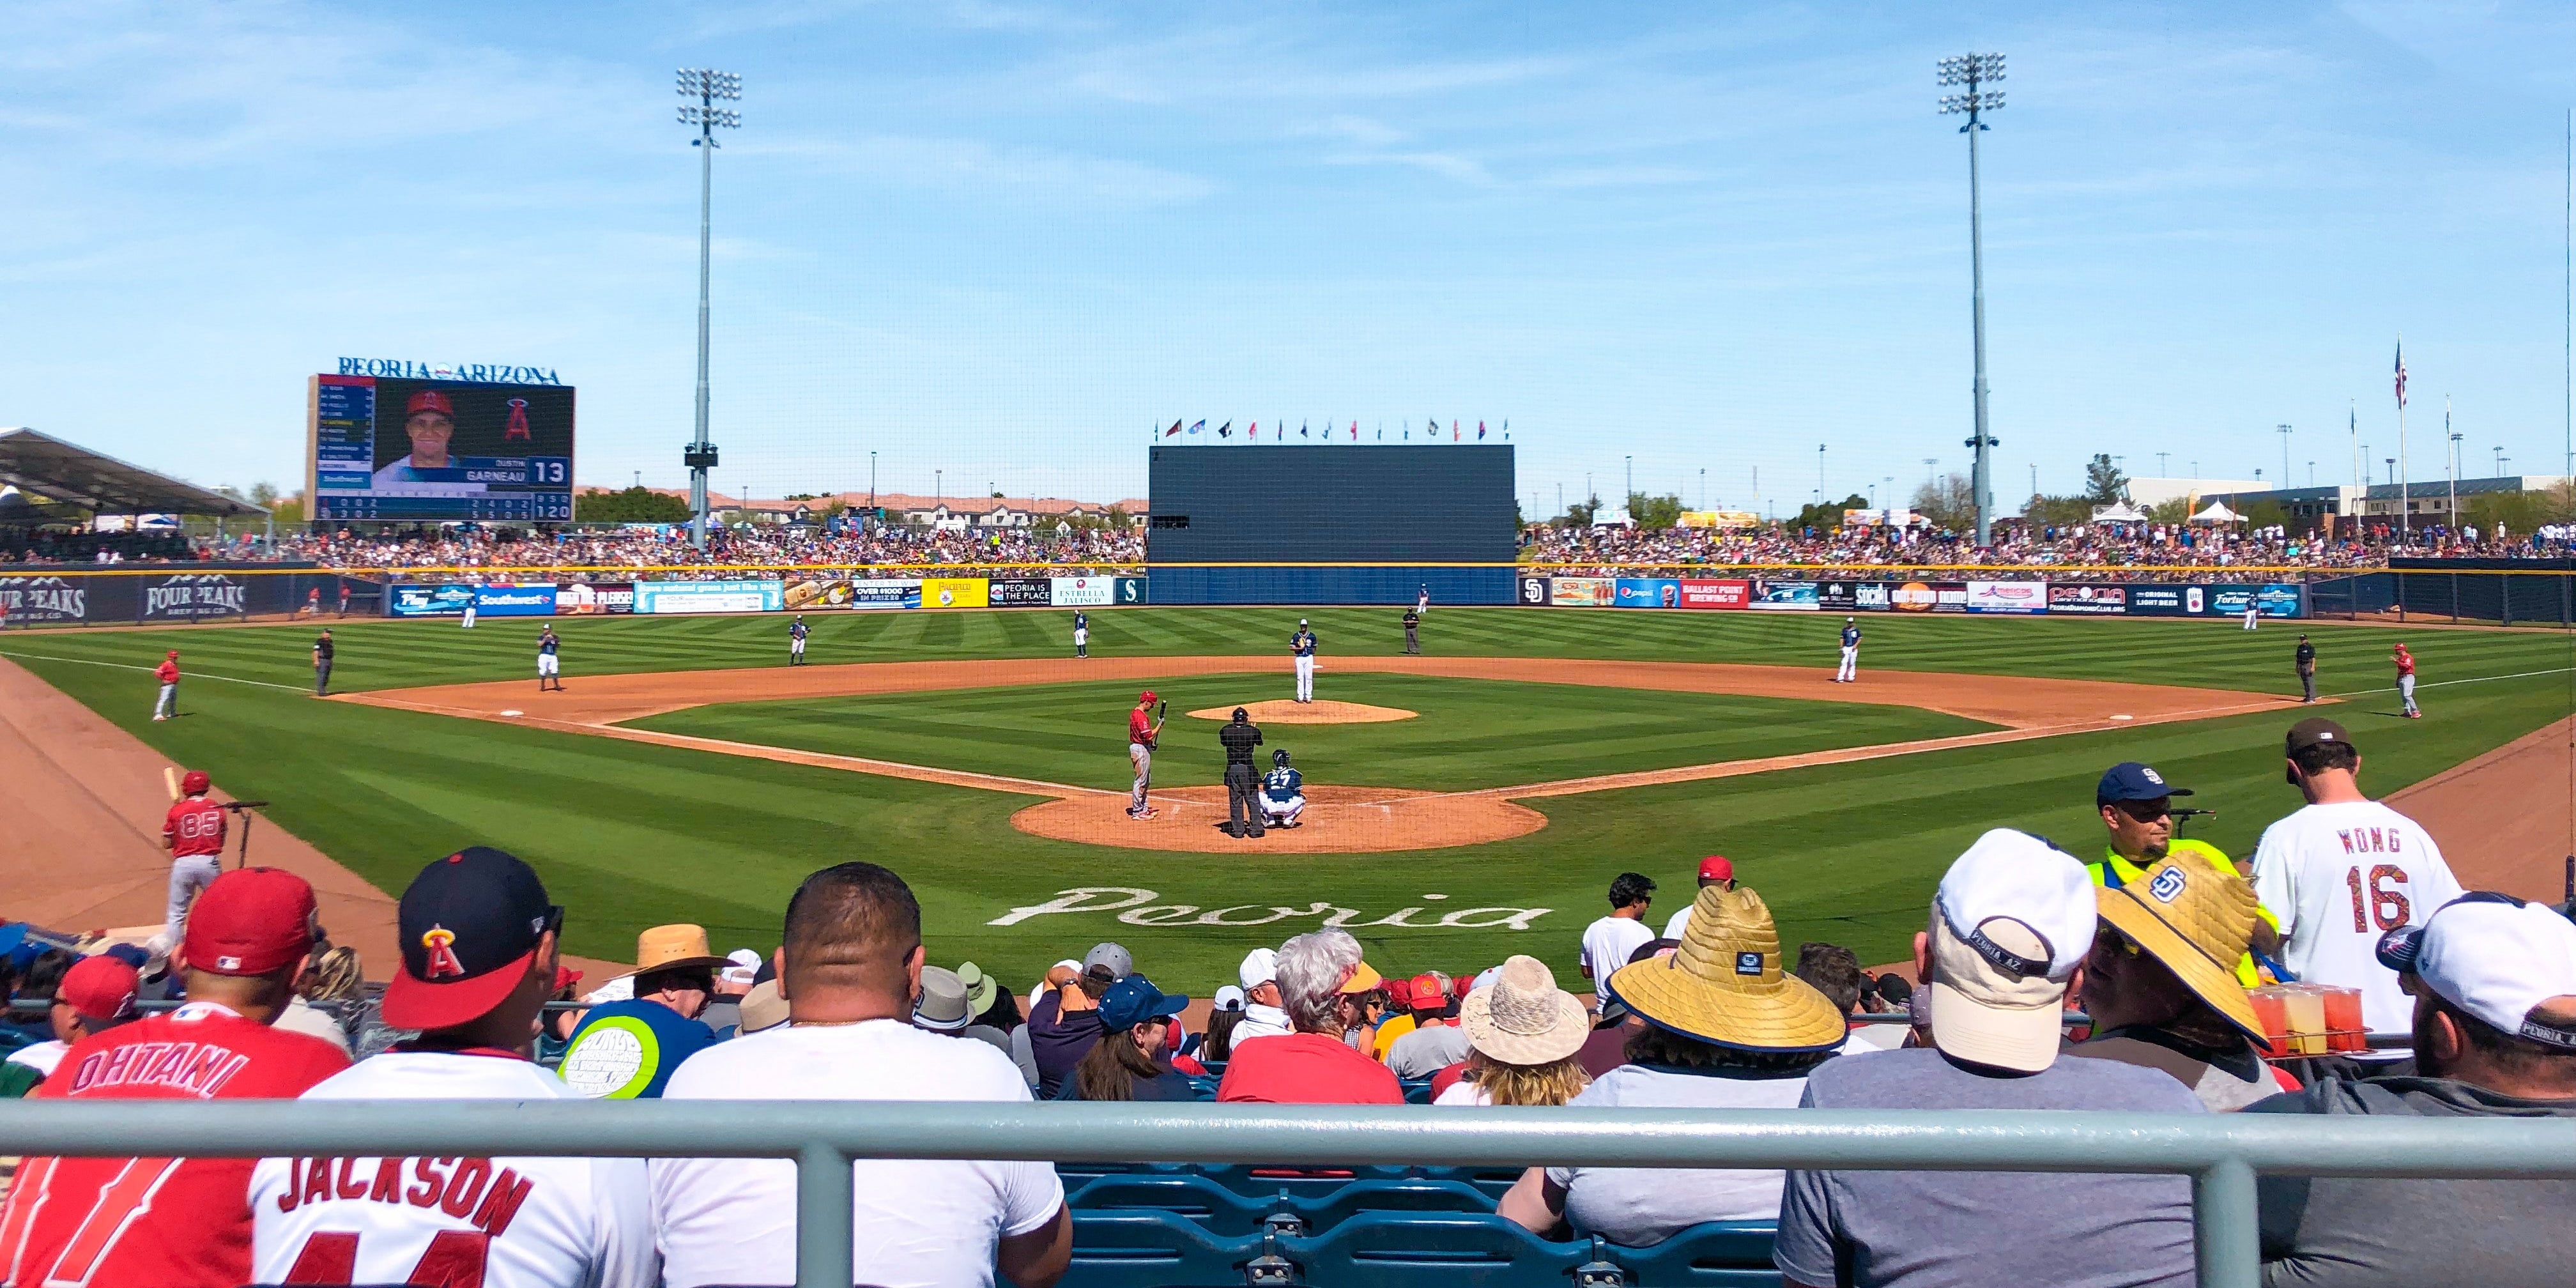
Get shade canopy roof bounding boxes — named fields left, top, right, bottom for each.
left=0, top=427, right=268, bottom=519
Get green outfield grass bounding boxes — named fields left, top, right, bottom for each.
left=3, top=607, right=2567, bottom=992
left=628, top=672, right=1993, bottom=792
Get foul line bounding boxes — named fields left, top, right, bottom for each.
left=2324, top=665, right=2576, bottom=697
left=0, top=650, right=312, bottom=693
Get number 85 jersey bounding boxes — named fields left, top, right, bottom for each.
left=0, top=1002, right=348, bottom=1288
left=2251, top=799, right=2464, bottom=1038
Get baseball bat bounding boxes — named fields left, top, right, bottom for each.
left=1158, top=701, right=1167, bottom=720
left=163, top=767, right=179, bottom=802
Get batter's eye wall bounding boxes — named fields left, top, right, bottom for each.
left=1146, top=445, right=1519, bottom=604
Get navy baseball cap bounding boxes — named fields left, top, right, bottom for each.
left=381, top=847, right=560, bottom=1032
left=2096, top=762, right=2195, bottom=806
left=1098, top=974, right=1189, bottom=1033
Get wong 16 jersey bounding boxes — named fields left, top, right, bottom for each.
left=251, top=1050, right=658, bottom=1288
left=2250, top=799, right=2464, bottom=1037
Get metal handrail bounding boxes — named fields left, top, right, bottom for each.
left=5, top=1100, right=2573, bottom=1288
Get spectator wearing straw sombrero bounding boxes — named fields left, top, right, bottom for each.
left=2071, top=852, right=2296, bottom=1110
left=558, top=923, right=728, bottom=1100
left=1500, top=882, right=1847, bottom=1246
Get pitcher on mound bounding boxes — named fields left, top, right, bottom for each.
left=1290, top=619, right=1318, bottom=704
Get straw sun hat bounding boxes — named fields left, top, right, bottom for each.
left=2095, top=853, right=2266, bottom=1041
left=1459, top=956, right=1592, bottom=1065
left=1606, top=884, right=1847, bottom=1052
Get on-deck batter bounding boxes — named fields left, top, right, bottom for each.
left=153, top=770, right=226, bottom=954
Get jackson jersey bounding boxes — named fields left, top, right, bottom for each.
left=1, top=1003, right=349, bottom=1288
left=2250, top=800, right=2463, bottom=1038
left=251, top=1050, right=657, bottom=1288
left=1264, top=767, right=1303, bottom=801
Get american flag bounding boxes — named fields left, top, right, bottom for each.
left=2394, top=342, right=2408, bottom=409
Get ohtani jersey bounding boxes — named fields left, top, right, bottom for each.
left=250, top=1050, right=657, bottom=1288
left=0, top=1002, right=349, bottom=1288
left=165, top=797, right=227, bottom=859
left=1264, top=767, right=1303, bottom=802
left=2250, top=800, right=2464, bottom=1037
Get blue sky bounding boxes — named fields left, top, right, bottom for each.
left=6, top=1, right=2574, bottom=517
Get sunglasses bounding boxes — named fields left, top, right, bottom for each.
left=2108, top=799, right=2173, bottom=822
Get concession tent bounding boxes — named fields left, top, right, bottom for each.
left=2189, top=500, right=2242, bottom=525
left=0, top=427, right=269, bottom=524
left=2089, top=500, right=2149, bottom=523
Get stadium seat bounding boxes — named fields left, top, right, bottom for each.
left=1068, top=1174, right=1496, bottom=1237
left=1067, top=1210, right=1269, bottom=1288
left=1410, top=1164, right=1526, bottom=1199
left=1605, top=1222, right=1784, bottom=1287
left=1278, top=1211, right=1590, bottom=1288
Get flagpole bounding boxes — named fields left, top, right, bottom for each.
left=2396, top=336, right=2409, bottom=541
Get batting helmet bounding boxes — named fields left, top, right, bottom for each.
left=181, top=770, right=211, bottom=795
left=1139, top=690, right=1156, bottom=705
left=1272, top=749, right=1290, bottom=767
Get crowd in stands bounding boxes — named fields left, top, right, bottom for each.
left=0, top=525, right=200, bottom=564
left=3, top=716, right=2573, bottom=1286
left=1522, top=517, right=2575, bottom=574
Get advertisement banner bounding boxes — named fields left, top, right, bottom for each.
left=2257, top=583, right=2305, bottom=618
left=2208, top=585, right=2259, bottom=618
left=1890, top=581, right=1969, bottom=613
left=1751, top=581, right=1820, bottom=611
left=139, top=573, right=250, bottom=622
left=1050, top=576, right=1117, bottom=607
left=920, top=577, right=990, bottom=610
left=2046, top=584, right=2128, bottom=615
left=783, top=577, right=848, bottom=611
left=1517, top=575, right=1551, bottom=606
left=2127, top=585, right=2193, bottom=617
left=1818, top=581, right=1894, bottom=612
left=989, top=578, right=1052, bottom=607
left=390, top=583, right=475, bottom=617
left=1115, top=576, right=1149, bottom=605
left=0, top=574, right=89, bottom=625
left=1613, top=578, right=1682, bottom=609
left=555, top=582, right=634, bottom=615
left=634, top=579, right=785, bottom=615
left=1963, top=581, right=2048, bottom=615
left=1676, top=578, right=1750, bottom=610
left=472, top=584, right=558, bottom=617
left=1549, top=576, right=1614, bottom=608
left=845, top=579, right=923, bottom=610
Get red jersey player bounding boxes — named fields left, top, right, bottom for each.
left=156, top=769, right=226, bottom=955
left=152, top=648, right=180, bottom=721
left=0, top=868, right=349, bottom=1288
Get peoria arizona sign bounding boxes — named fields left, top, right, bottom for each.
left=335, top=357, right=564, bottom=385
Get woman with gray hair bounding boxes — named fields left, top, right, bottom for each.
left=1215, top=930, right=1403, bottom=1103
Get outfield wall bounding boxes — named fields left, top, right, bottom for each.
left=0, top=565, right=376, bottom=627
left=1515, top=575, right=2309, bottom=618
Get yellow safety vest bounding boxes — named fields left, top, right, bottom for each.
left=2089, top=839, right=2281, bottom=987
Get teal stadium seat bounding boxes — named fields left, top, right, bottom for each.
left=1068, top=1174, right=1496, bottom=1236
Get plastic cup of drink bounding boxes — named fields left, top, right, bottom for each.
left=2322, top=986, right=2366, bottom=1054
left=2281, top=985, right=2329, bottom=1055
left=2248, top=988, right=2292, bottom=1059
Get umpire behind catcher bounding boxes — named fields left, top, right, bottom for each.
left=1219, top=707, right=1266, bottom=839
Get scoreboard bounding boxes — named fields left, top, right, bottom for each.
left=308, top=374, right=576, bottom=522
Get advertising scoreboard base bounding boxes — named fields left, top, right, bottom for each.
left=1513, top=575, right=2310, bottom=619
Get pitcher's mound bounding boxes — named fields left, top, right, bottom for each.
left=1186, top=700, right=1417, bottom=724
left=1011, top=785, right=1544, bottom=854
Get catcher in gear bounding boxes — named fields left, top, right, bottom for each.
left=1260, top=748, right=1306, bottom=829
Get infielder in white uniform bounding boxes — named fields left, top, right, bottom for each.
left=461, top=590, right=478, bottom=629
left=535, top=626, right=562, bottom=691
left=1290, top=619, right=1318, bottom=704
left=2250, top=716, right=2464, bottom=1054
left=1835, top=617, right=1861, bottom=682
left=1260, top=749, right=1306, bottom=829
left=1416, top=584, right=1430, bottom=615
left=252, top=847, right=658, bottom=1288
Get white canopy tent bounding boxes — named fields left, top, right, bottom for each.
left=2089, top=500, right=2149, bottom=523
left=2190, top=500, right=2242, bottom=525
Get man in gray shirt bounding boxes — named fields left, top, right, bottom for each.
left=1774, top=831, right=2205, bottom=1288
left=2251, top=893, right=2576, bottom=1288
left=1386, top=976, right=1470, bottom=1079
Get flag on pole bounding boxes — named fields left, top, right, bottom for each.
left=2395, top=342, right=2408, bottom=409
left=1452, top=420, right=1460, bottom=442
left=1248, top=422, right=1257, bottom=438
left=1351, top=422, right=1358, bottom=441
left=1164, top=419, right=1183, bottom=438
left=1188, top=419, right=1205, bottom=435
left=1300, top=421, right=1309, bottom=438
left=1477, top=421, right=1487, bottom=440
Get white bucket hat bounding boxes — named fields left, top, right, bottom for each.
left=1460, top=955, right=1591, bottom=1066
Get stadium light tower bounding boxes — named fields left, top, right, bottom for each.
left=677, top=68, right=742, bottom=549
left=1938, top=52, right=2005, bottom=546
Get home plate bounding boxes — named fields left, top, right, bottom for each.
left=500, top=709, right=525, bottom=717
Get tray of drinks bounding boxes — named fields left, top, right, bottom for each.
left=2248, top=982, right=2368, bottom=1056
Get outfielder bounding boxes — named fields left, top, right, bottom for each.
left=1834, top=617, right=1860, bottom=682
left=2395, top=643, right=2419, bottom=718
left=789, top=613, right=809, bottom=665
left=152, top=648, right=180, bottom=720
left=1416, top=583, right=1430, bottom=616
left=1291, top=619, right=1317, bottom=703
left=1261, top=749, right=1306, bottom=829
left=1126, top=691, right=1164, bottom=819
left=537, top=625, right=564, bottom=691
left=154, top=769, right=226, bottom=954
left=1074, top=610, right=1089, bottom=659
left=2242, top=599, right=2260, bottom=631
left=461, top=588, right=477, bottom=629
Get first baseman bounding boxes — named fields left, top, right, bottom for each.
left=1074, top=610, right=1090, bottom=659
left=1126, top=691, right=1164, bottom=819
left=1261, top=748, right=1306, bottom=829
left=789, top=614, right=810, bottom=665
left=1291, top=619, right=1318, bottom=703
left=2395, top=643, right=2419, bottom=718
left=1834, top=617, right=1860, bottom=682
left=153, top=769, right=226, bottom=954
left=537, top=625, right=564, bottom=691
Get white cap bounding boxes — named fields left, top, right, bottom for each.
left=726, top=948, right=763, bottom=969
left=1927, top=829, right=2096, bottom=1073
left=1239, top=947, right=1279, bottom=990
left=583, top=974, right=635, bottom=1006
left=1212, top=985, right=1246, bottom=1010
left=2412, top=898, right=2576, bottom=1049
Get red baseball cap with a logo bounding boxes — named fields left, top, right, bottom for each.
left=380, top=847, right=558, bottom=1032
left=1699, top=855, right=1735, bottom=883
left=59, top=955, right=141, bottom=1024
left=406, top=389, right=455, bottom=419
left=182, top=867, right=319, bottom=976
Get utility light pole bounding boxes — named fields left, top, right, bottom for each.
left=2276, top=425, right=2292, bottom=489
left=677, top=68, right=740, bottom=551
left=1939, top=52, right=2005, bottom=546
